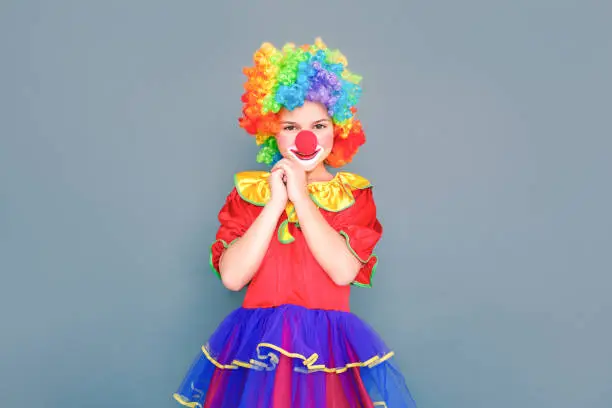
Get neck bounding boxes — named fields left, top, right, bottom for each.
left=306, top=163, right=333, bottom=183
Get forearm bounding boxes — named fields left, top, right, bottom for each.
left=293, top=198, right=361, bottom=286
left=219, top=203, right=284, bottom=291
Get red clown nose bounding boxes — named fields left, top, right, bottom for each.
left=294, top=130, right=318, bottom=155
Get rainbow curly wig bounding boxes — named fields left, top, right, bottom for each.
left=238, top=38, right=366, bottom=168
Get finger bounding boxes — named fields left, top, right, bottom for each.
left=280, top=158, right=301, bottom=173
left=273, top=162, right=291, bottom=177
left=278, top=158, right=298, bottom=172
left=271, top=159, right=288, bottom=171
left=285, top=157, right=301, bottom=168
left=272, top=171, right=287, bottom=184
left=269, top=169, right=281, bottom=179
left=272, top=167, right=287, bottom=180
left=279, top=157, right=295, bottom=167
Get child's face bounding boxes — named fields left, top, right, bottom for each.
left=276, top=101, right=334, bottom=172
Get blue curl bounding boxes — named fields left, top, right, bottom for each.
left=271, top=48, right=362, bottom=121
left=275, top=84, right=307, bottom=111
left=271, top=151, right=283, bottom=165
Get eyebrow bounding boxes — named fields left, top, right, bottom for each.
left=280, top=118, right=331, bottom=125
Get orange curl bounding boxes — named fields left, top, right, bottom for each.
left=327, top=118, right=366, bottom=168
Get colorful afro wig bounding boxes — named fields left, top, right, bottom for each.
left=238, top=38, right=366, bottom=167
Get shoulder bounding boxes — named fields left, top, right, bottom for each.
left=234, top=170, right=269, bottom=186
left=309, top=171, right=375, bottom=213
left=232, top=170, right=270, bottom=207
left=335, top=171, right=373, bottom=191
left=335, top=172, right=374, bottom=203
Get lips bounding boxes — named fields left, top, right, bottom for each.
left=291, top=148, right=321, bottom=161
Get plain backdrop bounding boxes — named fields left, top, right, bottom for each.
left=1, top=1, right=611, bottom=407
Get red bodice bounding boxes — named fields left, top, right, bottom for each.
left=210, top=172, right=382, bottom=312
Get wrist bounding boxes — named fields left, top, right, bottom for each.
left=266, top=200, right=287, bottom=216
left=292, top=193, right=313, bottom=212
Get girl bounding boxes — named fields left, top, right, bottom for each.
left=173, top=38, right=418, bottom=408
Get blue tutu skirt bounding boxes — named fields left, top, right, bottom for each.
left=173, top=304, right=417, bottom=407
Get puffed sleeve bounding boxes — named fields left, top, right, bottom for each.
left=209, top=188, right=258, bottom=279
left=330, top=187, right=383, bottom=287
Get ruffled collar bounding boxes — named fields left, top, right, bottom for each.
left=234, top=171, right=372, bottom=212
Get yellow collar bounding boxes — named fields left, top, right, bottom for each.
left=234, top=171, right=372, bottom=213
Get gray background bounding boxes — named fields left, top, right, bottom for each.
left=1, top=1, right=611, bottom=407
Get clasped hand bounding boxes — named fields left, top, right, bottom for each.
left=268, top=158, right=309, bottom=209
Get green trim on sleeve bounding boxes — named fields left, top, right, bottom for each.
left=209, top=238, right=239, bottom=279
left=339, top=230, right=378, bottom=288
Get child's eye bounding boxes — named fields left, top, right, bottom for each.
left=314, top=123, right=327, bottom=129
left=283, top=125, right=297, bottom=131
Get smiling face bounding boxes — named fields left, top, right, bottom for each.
left=275, top=101, right=334, bottom=172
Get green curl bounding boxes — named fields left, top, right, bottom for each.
left=256, top=137, right=281, bottom=165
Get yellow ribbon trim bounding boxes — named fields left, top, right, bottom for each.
left=234, top=171, right=372, bottom=244
left=198, top=342, right=394, bottom=374
left=173, top=394, right=201, bottom=407
left=172, top=341, right=393, bottom=407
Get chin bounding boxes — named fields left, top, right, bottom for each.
left=287, top=149, right=328, bottom=171
left=302, top=161, right=324, bottom=172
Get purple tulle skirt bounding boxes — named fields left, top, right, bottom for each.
left=173, top=304, right=417, bottom=407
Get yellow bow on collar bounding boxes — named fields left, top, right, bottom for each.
left=233, top=171, right=372, bottom=244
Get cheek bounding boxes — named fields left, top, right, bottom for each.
left=318, top=128, right=335, bottom=150
left=275, top=133, right=294, bottom=152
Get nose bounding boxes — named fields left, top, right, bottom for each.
left=295, top=130, right=318, bottom=155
